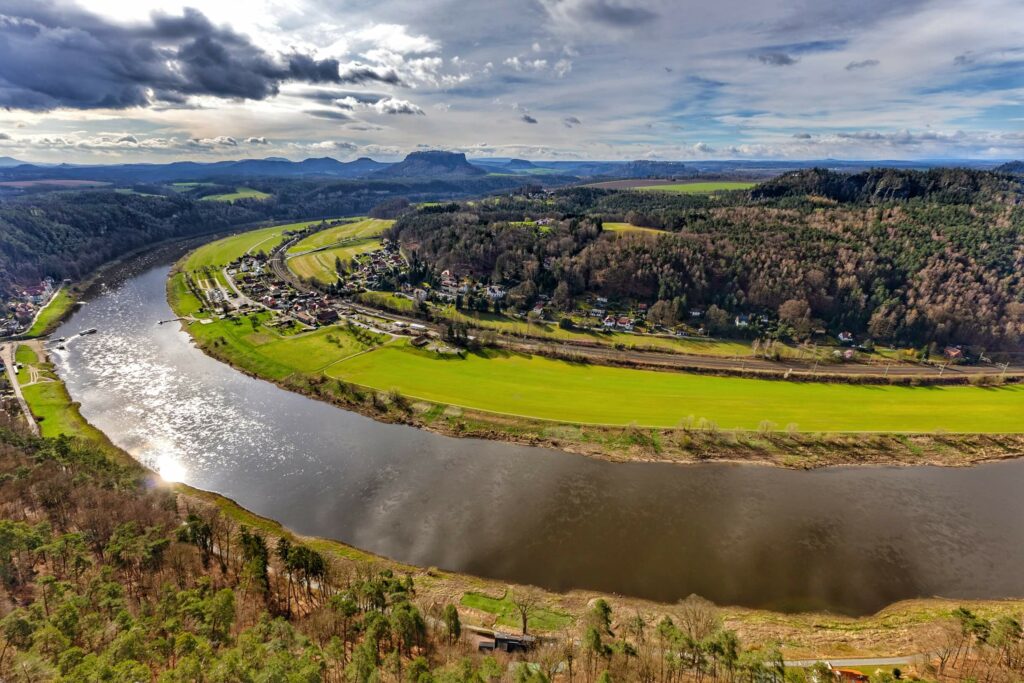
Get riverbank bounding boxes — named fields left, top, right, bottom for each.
left=17, top=335, right=1024, bottom=663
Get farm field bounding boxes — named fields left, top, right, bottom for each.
left=199, top=186, right=271, bottom=202
left=286, top=218, right=394, bottom=283
left=326, top=342, right=1024, bottom=432
left=286, top=218, right=390, bottom=254
left=637, top=181, right=756, bottom=193
left=182, top=219, right=344, bottom=275
left=603, top=222, right=665, bottom=234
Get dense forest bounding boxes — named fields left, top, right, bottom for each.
left=389, top=169, right=1024, bottom=350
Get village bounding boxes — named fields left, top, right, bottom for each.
left=0, top=277, right=61, bottom=338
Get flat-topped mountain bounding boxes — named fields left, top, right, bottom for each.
left=374, top=151, right=487, bottom=178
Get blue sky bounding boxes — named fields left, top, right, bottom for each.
left=1, top=0, right=1023, bottom=162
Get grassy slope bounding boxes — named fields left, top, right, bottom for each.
left=286, top=218, right=394, bottom=283
left=199, top=186, right=271, bottom=202
left=327, top=343, right=1024, bottom=432
left=638, top=181, right=757, bottom=193
left=24, top=287, right=75, bottom=337
left=603, top=222, right=665, bottom=234
left=182, top=219, right=340, bottom=274
left=285, top=217, right=391, bottom=253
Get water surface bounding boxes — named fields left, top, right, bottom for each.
left=52, top=256, right=1024, bottom=615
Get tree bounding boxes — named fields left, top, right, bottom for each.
left=511, top=588, right=541, bottom=635
left=442, top=604, right=461, bottom=647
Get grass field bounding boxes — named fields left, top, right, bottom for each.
left=13, top=344, right=109, bottom=441
left=285, top=218, right=390, bottom=254
left=326, top=342, right=1024, bottom=432
left=182, top=219, right=344, bottom=275
left=603, top=222, right=665, bottom=234
left=25, top=287, right=75, bottom=337
left=168, top=275, right=380, bottom=380
left=199, top=187, right=271, bottom=202
left=285, top=218, right=394, bottom=283
left=15, top=344, right=37, bottom=384
left=461, top=591, right=572, bottom=631
left=637, top=181, right=756, bottom=193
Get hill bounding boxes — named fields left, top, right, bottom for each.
left=0, top=156, right=24, bottom=167
left=996, top=160, right=1024, bottom=175
left=374, top=150, right=487, bottom=178
left=750, top=167, right=1021, bottom=203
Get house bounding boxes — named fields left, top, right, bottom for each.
left=734, top=314, right=751, bottom=328
left=477, top=632, right=537, bottom=653
left=294, top=311, right=315, bottom=326
left=316, top=309, right=339, bottom=324
left=838, top=331, right=855, bottom=345
left=590, top=308, right=605, bottom=318
left=596, top=297, right=609, bottom=307
left=690, top=309, right=704, bottom=318
left=603, top=315, right=616, bottom=329
left=832, top=669, right=869, bottom=683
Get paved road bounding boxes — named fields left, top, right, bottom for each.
left=0, top=343, right=39, bottom=435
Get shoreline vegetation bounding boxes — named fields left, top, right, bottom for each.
left=165, top=224, right=1024, bottom=469
left=13, top=299, right=1024, bottom=666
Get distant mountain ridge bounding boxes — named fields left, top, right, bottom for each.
left=0, top=156, right=389, bottom=184
left=0, top=156, right=24, bottom=167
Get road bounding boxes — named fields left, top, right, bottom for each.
left=785, top=655, right=925, bottom=669
left=0, top=342, right=39, bottom=435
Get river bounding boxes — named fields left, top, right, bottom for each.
left=51, top=253, right=1024, bottom=615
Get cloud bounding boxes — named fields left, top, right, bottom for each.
left=352, top=24, right=440, bottom=54
left=0, top=4, right=398, bottom=111
left=792, top=132, right=813, bottom=139
left=756, top=52, right=798, bottom=66
left=563, top=116, right=582, bottom=128
left=0, top=132, right=11, bottom=141
left=306, top=109, right=355, bottom=121
left=504, top=57, right=549, bottom=72
left=541, top=0, right=658, bottom=27
left=845, top=59, right=880, bottom=71
left=245, top=136, right=269, bottom=145
left=521, top=114, right=539, bottom=124
left=370, top=97, right=425, bottom=115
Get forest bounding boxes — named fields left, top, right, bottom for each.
left=388, top=169, right=1024, bottom=350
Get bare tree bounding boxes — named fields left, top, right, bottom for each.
left=677, top=594, right=721, bottom=642
left=511, top=588, right=541, bottom=635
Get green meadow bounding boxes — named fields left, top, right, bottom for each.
left=327, top=342, right=1024, bottom=432
left=199, top=186, right=271, bottom=202
left=25, top=287, right=75, bottom=337
left=602, top=222, right=665, bottom=234
left=286, top=218, right=394, bottom=283
left=638, top=181, right=756, bottom=193
left=182, top=218, right=346, bottom=275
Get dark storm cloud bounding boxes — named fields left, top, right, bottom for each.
left=521, top=114, right=539, bottom=124
left=846, top=59, right=880, bottom=71
left=756, top=52, right=797, bottom=66
left=563, top=116, right=581, bottom=127
left=0, top=2, right=398, bottom=111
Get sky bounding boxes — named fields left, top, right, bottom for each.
left=1, top=0, right=1023, bottom=163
